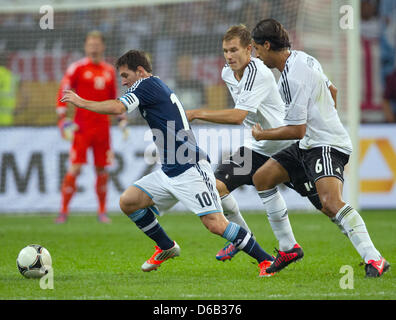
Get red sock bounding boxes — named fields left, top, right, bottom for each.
left=96, top=172, right=108, bottom=215
left=60, top=173, right=77, bottom=215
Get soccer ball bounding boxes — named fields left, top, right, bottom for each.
left=16, top=245, right=52, bottom=278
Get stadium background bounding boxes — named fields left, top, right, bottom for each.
left=0, top=0, right=396, bottom=213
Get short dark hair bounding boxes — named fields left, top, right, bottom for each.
left=222, top=24, right=252, bottom=48
left=252, top=19, right=291, bottom=51
left=116, top=50, right=152, bottom=73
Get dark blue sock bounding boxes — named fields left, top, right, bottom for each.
left=128, top=207, right=174, bottom=250
left=223, top=222, right=274, bottom=263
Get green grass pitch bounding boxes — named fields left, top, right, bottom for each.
left=0, top=210, right=395, bottom=300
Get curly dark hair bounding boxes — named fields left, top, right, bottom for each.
left=252, top=19, right=291, bottom=51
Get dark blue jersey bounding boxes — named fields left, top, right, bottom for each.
left=119, top=76, right=209, bottom=177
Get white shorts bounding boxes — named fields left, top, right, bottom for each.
left=133, top=160, right=222, bottom=216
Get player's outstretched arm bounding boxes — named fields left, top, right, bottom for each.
left=186, top=108, right=248, bottom=125
left=60, top=89, right=126, bottom=115
left=252, top=123, right=306, bottom=141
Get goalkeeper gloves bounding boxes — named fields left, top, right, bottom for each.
left=58, top=117, right=78, bottom=141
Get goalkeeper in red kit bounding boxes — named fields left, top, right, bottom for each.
left=55, top=30, right=127, bottom=224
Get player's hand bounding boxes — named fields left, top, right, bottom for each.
left=60, top=90, right=84, bottom=108
left=252, top=123, right=264, bottom=141
left=58, top=117, right=78, bottom=141
left=118, top=118, right=130, bottom=141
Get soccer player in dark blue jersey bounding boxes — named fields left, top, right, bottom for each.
left=61, top=49, right=275, bottom=276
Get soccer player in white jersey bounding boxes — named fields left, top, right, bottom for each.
left=60, top=49, right=276, bottom=277
left=250, top=18, right=389, bottom=277
left=187, top=25, right=323, bottom=262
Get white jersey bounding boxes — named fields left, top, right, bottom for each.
left=279, top=50, right=353, bottom=154
left=222, top=57, right=292, bottom=156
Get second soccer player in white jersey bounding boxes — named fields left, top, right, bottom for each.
left=250, top=18, right=389, bottom=277
left=187, top=25, right=324, bottom=262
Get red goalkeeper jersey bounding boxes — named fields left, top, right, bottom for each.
left=57, top=57, right=117, bottom=131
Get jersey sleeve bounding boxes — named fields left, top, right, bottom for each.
left=234, top=68, right=270, bottom=113
left=283, top=77, right=309, bottom=126
left=118, top=91, right=140, bottom=113
left=118, top=78, right=155, bottom=113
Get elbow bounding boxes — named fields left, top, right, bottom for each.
left=231, top=110, right=248, bottom=125
left=233, top=114, right=246, bottom=125
left=112, top=102, right=127, bottom=115
left=296, top=126, right=306, bottom=139
left=234, top=118, right=244, bottom=125
left=289, top=125, right=306, bottom=139
left=114, top=108, right=126, bottom=116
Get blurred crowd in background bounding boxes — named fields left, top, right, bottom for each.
left=360, top=0, right=396, bottom=123
left=0, top=0, right=395, bottom=126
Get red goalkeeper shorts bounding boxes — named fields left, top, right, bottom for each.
left=70, top=126, right=112, bottom=167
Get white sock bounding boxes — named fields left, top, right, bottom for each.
left=330, top=217, right=348, bottom=236
left=335, top=204, right=381, bottom=263
left=221, top=194, right=252, bottom=234
left=258, top=187, right=296, bottom=251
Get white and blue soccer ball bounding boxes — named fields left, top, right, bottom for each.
left=16, top=245, right=52, bottom=278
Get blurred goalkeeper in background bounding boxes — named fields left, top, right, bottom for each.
left=55, top=30, right=127, bottom=224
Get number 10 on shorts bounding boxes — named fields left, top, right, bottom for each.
left=195, top=192, right=213, bottom=208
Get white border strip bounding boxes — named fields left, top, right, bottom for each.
left=0, top=0, right=209, bottom=13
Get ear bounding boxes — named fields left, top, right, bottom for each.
left=264, top=41, right=271, bottom=51
left=137, top=66, right=145, bottom=76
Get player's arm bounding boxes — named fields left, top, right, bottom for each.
left=56, top=75, right=71, bottom=121
left=60, top=90, right=126, bottom=115
left=329, top=84, right=337, bottom=109
left=56, top=69, right=78, bottom=140
left=186, top=108, right=248, bottom=125
left=254, top=76, right=309, bottom=141
left=252, top=123, right=306, bottom=141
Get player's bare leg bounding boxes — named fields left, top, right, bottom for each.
left=315, top=177, right=389, bottom=277
left=55, top=164, right=82, bottom=224
left=200, top=211, right=229, bottom=236
left=119, top=186, right=179, bottom=272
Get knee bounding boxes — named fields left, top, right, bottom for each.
left=252, top=171, right=274, bottom=191
left=216, top=179, right=229, bottom=198
left=319, top=194, right=331, bottom=213
left=253, top=160, right=289, bottom=191
left=69, top=166, right=81, bottom=176
left=319, top=194, right=343, bottom=217
left=119, top=193, right=139, bottom=215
